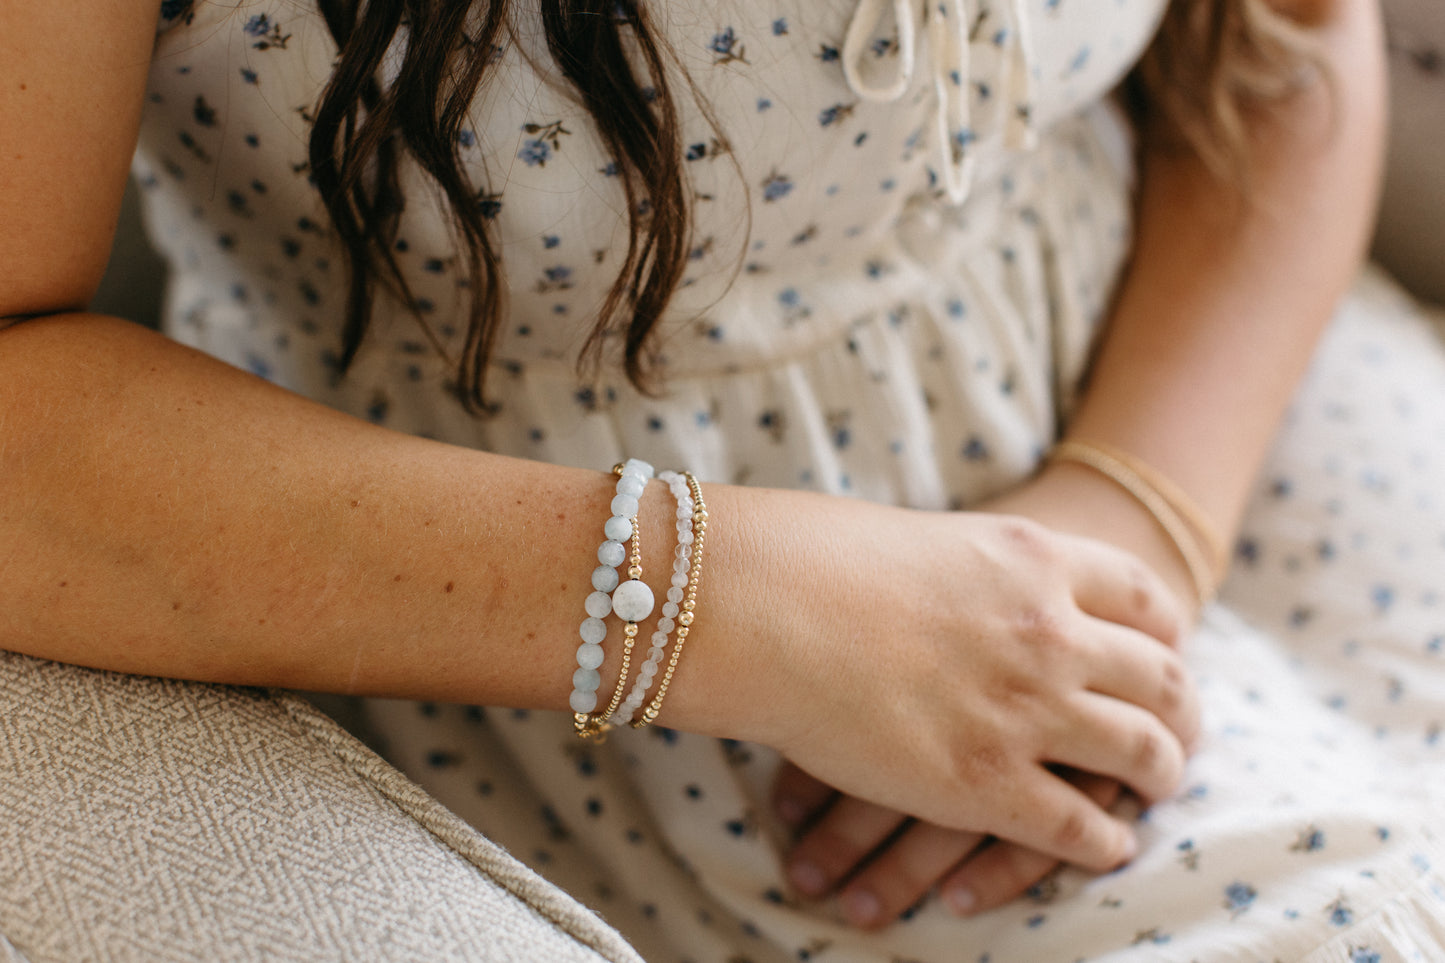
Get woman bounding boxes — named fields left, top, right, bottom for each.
left=4, top=0, right=1441, bottom=959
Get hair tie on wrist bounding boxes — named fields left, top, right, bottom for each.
left=1049, top=439, right=1225, bottom=605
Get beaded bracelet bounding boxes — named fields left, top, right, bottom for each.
left=632, top=471, right=706, bottom=729
left=608, top=469, right=696, bottom=726
left=572, top=458, right=654, bottom=739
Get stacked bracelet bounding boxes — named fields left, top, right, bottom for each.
left=632, top=471, right=706, bottom=729
left=609, top=469, right=696, bottom=726
left=570, top=460, right=706, bottom=738
left=1049, top=439, right=1224, bottom=605
left=572, top=458, right=655, bottom=739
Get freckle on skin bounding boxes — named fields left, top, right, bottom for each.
left=445, top=581, right=455, bottom=593
left=172, top=602, right=181, bottom=611
left=58, top=581, right=67, bottom=588
left=351, top=500, right=360, bottom=508
left=394, top=574, right=403, bottom=582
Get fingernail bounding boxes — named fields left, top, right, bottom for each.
left=841, top=889, right=881, bottom=926
left=945, top=886, right=976, bottom=916
left=787, top=859, right=827, bottom=896
left=775, top=797, right=807, bottom=826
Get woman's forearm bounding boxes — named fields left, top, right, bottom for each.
left=1049, top=0, right=1386, bottom=595
left=0, top=313, right=690, bottom=710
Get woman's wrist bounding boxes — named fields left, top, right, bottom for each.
left=982, top=461, right=1206, bottom=620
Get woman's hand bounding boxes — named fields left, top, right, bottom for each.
left=679, top=480, right=1200, bottom=877
left=760, top=462, right=1204, bottom=928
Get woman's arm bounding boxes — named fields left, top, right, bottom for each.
left=3, top=0, right=1195, bottom=873
left=777, top=0, right=1388, bottom=927
left=1041, top=0, right=1387, bottom=605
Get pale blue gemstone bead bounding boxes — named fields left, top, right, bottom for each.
left=598, top=539, right=626, bottom=567
left=670, top=570, right=689, bottom=588
left=573, top=667, right=602, bottom=692
left=657, top=616, right=675, bottom=633
left=616, top=474, right=646, bottom=497
left=580, top=617, right=607, bottom=644
left=584, top=591, right=613, bottom=619
left=569, top=689, right=598, bottom=714
left=591, top=565, right=620, bottom=593
left=576, top=642, right=605, bottom=670
left=666, top=586, right=685, bottom=604
left=638, top=661, right=658, bottom=680
left=610, top=493, right=640, bottom=518
left=662, top=601, right=680, bottom=619
left=603, top=514, right=633, bottom=542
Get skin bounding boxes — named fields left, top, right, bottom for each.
left=0, top=0, right=1376, bottom=927
left=772, top=0, right=1388, bottom=929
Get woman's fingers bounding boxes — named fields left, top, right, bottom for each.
left=784, top=795, right=908, bottom=898
left=986, top=769, right=1138, bottom=872
left=834, top=820, right=987, bottom=928
left=1047, top=693, right=1187, bottom=804
left=1062, top=533, right=1185, bottom=646
left=1084, top=619, right=1202, bottom=752
left=772, top=760, right=838, bottom=829
left=942, top=773, right=1122, bottom=916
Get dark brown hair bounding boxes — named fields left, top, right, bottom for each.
left=309, top=0, right=688, bottom=411
left=307, top=0, right=1317, bottom=411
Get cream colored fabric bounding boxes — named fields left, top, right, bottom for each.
left=0, top=651, right=643, bottom=963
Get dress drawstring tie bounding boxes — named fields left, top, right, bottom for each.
left=842, top=0, right=1038, bottom=205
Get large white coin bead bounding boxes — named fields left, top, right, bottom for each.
left=611, top=579, right=655, bottom=623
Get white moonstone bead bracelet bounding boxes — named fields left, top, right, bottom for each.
left=632, top=471, right=706, bottom=729
left=571, top=459, right=653, bottom=738
left=609, top=469, right=694, bottom=726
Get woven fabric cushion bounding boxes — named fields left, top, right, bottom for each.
left=0, top=651, right=643, bottom=963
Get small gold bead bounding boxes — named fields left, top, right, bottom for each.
left=682, top=599, right=696, bottom=612
left=679, top=611, right=694, bottom=626
left=627, top=565, right=642, bottom=579
left=624, top=622, right=639, bottom=637
left=676, top=626, right=689, bottom=638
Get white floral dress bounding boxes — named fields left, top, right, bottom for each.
left=134, top=1, right=1445, bottom=960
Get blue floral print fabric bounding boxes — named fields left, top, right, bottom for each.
left=134, top=2, right=1445, bottom=960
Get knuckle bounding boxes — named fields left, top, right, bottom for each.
left=1012, top=606, right=1078, bottom=658
left=1051, top=808, right=1091, bottom=853
left=1131, top=726, right=1163, bottom=774
left=1158, top=657, right=1186, bottom=711
left=952, top=742, right=1011, bottom=786
left=997, top=517, right=1061, bottom=566
left=1133, top=726, right=1185, bottom=799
